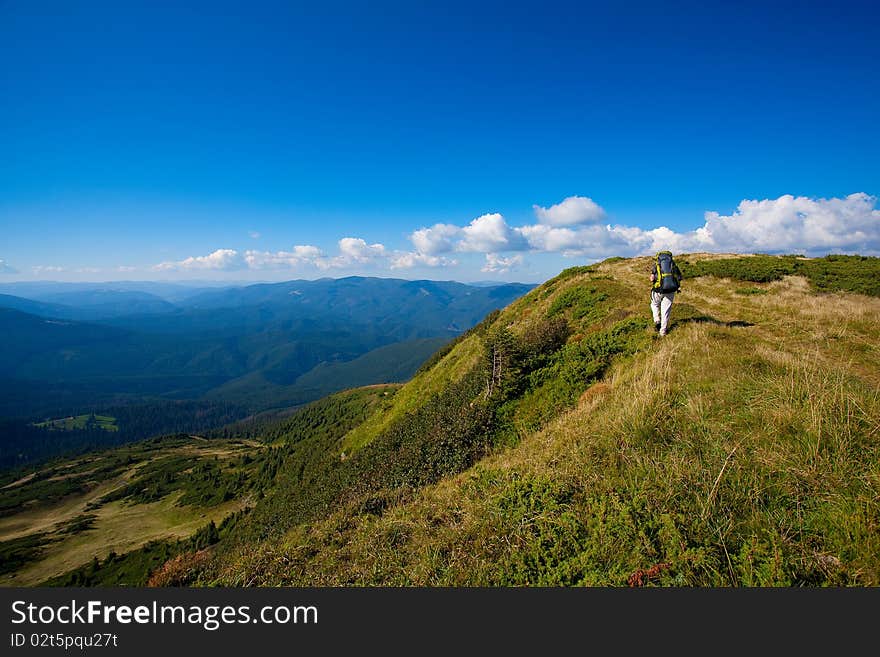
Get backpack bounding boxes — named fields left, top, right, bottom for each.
left=653, top=251, right=681, bottom=293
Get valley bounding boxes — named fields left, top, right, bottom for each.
left=0, top=277, right=532, bottom=468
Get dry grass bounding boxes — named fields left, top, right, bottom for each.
left=3, top=493, right=249, bottom=586
left=1, top=438, right=264, bottom=586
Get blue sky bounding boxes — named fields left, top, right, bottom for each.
left=1, top=0, right=878, bottom=284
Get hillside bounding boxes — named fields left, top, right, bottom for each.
left=198, top=253, right=879, bottom=586
left=0, top=435, right=263, bottom=586
left=0, top=387, right=393, bottom=585
left=4, top=253, right=878, bottom=586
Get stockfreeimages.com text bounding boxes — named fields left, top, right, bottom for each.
left=11, top=600, right=317, bottom=632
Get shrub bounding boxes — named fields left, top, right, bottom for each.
left=682, top=254, right=880, bottom=296
left=548, top=286, right=610, bottom=321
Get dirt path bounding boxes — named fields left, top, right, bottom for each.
left=1, top=473, right=36, bottom=490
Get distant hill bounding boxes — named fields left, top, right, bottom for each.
left=204, top=336, right=450, bottom=409
left=36, top=289, right=177, bottom=317
left=0, top=291, right=175, bottom=321
left=103, top=277, right=534, bottom=336
left=0, top=280, right=236, bottom=304
left=466, top=280, right=536, bottom=287
left=0, top=294, right=80, bottom=320
left=0, top=277, right=534, bottom=453
left=0, top=308, right=130, bottom=373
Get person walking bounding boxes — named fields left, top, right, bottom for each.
left=649, top=251, right=682, bottom=337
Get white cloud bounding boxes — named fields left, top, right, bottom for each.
left=243, top=239, right=387, bottom=271
left=117, top=266, right=137, bottom=272
left=611, top=192, right=880, bottom=256
left=32, top=265, right=65, bottom=274
left=0, top=259, right=18, bottom=274
left=337, top=237, right=386, bottom=263
left=612, top=224, right=701, bottom=255
left=481, top=253, right=524, bottom=273
left=533, top=196, right=606, bottom=226
left=245, top=245, right=327, bottom=270
left=154, top=248, right=246, bottom=271
left=693, top=192, right=880, bottom=254
left=410, top=223, right=461, bottom=255
left=517, top=223, right=635, bottom=257
left=249, top=231, right=261, bottom=240
left=76, top=267, right=101, bottom=273
left=144, top=193, right=878, bottom=279
left=522, top=192, right=880, bottom=259
left=389, top=252, right=457, bottom=269
left=459, top=213, right=528, bottom=253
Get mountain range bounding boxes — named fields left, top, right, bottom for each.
left=2, top=253, right=877, bottom=587
left=0, top=276, right=533, bottom=465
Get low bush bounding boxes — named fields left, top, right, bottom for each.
left=682, top=254, right=880, bottom=296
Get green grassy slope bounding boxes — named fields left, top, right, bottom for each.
left=198, top=254, right=879, bottom=586
left=0, top=435, right=267, bottom=586
left=0, top=386, right=394, bottom=586
left=34, top=414, right=118, bottom=432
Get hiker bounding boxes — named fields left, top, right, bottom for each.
left=649, top=251, right=682, bottom=336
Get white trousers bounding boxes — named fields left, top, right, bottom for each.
left=650, top=290, right=675, bottom=334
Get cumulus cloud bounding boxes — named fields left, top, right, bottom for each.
left=403, top=201, right=614, bottom=263
left=0, top=259, right=18, bottom=274
left=691, top=192, right=880, bottom=254
left=610, top=192, right=880, bottom=256
left=520, top=192, right=880, bottom=259
left=517, top=223, right=633, bottom=257
left=336, top=237, right=386, bottom=263
left=411, top=223, right=461, bottom=255
left=154, top=248, right=246, bottom=271
left=147, top=193, right=878, bottom=279
left=404, top=204, right=603, bottom=260
left=481, top=254, right=524, bottom=273
left=392, top=223, right=463, bottom=269
left=459, top=213, right=528, bottom=252
left=533, top=196, right=606, bottom=226
left=162, top=239, right=391, bottom=274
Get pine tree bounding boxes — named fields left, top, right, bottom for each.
left=483, top=326, right=519, bottom=399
